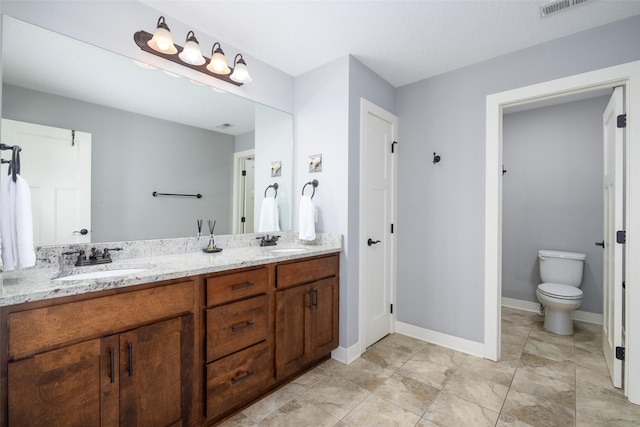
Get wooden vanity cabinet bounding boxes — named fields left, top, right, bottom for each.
left=275, top=254, right=339, bottom=380
left=2, top=280, right=196, bottom=427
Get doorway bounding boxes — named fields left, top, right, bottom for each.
left=484, top=60, right=640, bottom=404
left=232, top=150, right=255, bottom=234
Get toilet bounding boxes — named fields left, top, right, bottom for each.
left=536, top=249, right=586, bottom=335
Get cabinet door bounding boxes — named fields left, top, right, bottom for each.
left=8, top=339, right=104, bottom=426
left=275, top=284, right=311, bottom=379
left=119, top=316, right=184, bottom=426
left=309, top=277, right=339, bottom=360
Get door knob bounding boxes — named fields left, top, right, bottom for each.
left=595, top=241, right=605, bottom=248
left=367, top=238, right=381, bottom=246
left=73, top=228, right=88, bottom=235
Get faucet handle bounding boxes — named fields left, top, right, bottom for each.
left=103, top=247, right=123, bottom=258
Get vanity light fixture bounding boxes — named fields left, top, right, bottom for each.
left=230, top=54, right=252, bottom=83
left=178, top=31, right=205, bottom=65
left=134, top=16, right=251, bottom=86
left=206, top=43, right=231, bottom=75
left=146, top=16, right=177, bottom=54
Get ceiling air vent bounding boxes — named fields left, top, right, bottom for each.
left=540, top=0, right=588, bottom=17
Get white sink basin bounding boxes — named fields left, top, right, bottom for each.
left=269, top=248, right=309, bottom=254
left=54, top=268, right=147, bottom=282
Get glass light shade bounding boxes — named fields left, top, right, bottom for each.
left=147, top=26, right=177, bottom=54
left=178, top=32, right=205, bottom=66
left=207, top=51, right=231, bottom=75
left=230, top=58, right=252, bottom=83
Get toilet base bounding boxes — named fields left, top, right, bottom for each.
left=543, top=307, right=574, bottom=335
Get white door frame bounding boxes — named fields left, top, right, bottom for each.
left=358, top=98, right=398, bottom=356
left=484, top=60, right=640, bottom=404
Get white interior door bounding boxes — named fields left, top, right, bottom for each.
left=243, top=157, right=255, bottom=234
left=1, top=119, right=91, bottom=246
left=360, top=99, right=397, bottom=349
left=602, top=86, right=625, bottom=388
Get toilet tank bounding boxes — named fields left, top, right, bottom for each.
left=538, top=250, right=586, bottom=287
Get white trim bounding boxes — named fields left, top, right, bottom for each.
left=485, top=60, right=640, bottom=404
left=331, top=343, right=362, bottom=365
left=501, top=297, right=603, bottom=325
left=358, top=98, right=398, bottom=354
left=232, top=149, right=255, bottom=234
left=395, top=322, right=485, bottom=358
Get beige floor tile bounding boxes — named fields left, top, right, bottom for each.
left=397, top=358, right=456, bottom=390
left=501, top=342, right=525, bottom=363
left=574, top=346, right=608, bottom=372
left=217, top=412, right=258, bottom=427
left=502, top=307, right=540, bottom=327
left=301, top=376, right=369, bottom=419
left=456, top=356, right=517, bottom=387
left=241, top=384, right=299, bottom=421
left=293, top=365, right=332, bottom=388
left=259, top=398, right=340, bottom=427
left=501, top=388, right=575, bottom=427
left=510, top=369, right=575, bottom=410
left=410, top=342, right=467, bottom=370
left=523, top=335, right=574, bottom=363
left=576, top=363, right=614, bottom=389
left=329, top=356, right=395, bottom=392
left=372, top=372, right=440, bottom=416
left=502, top=324, right=531, bottom=348
left=361, top=338, right=415, bottom=371
left=414, top=420, right=440, bottom=427
left=575, top=379, right=640, bottom=425
left=518, top=351, right=575, bottom=385
left=496, top=413, right=536, bottom=426
left=443, top=373, right=509, bottom=412
left=342, top=394, right=421, bottom=427
left=422, top=391, right=499, bottom=427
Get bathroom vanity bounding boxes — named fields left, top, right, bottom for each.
left=0, top=234, right=341, bottom=426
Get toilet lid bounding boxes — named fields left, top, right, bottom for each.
left=538, top=283, right=583, bottom=300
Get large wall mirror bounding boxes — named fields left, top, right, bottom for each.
left=1, top=16, right=293, bottom=246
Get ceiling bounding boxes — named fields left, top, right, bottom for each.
left=140, top=0, right=640, bottom=88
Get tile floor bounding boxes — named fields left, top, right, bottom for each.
left=220, top=307, right=640, bottom=426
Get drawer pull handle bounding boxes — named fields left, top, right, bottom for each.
left=312, top=289, right=318, bottom=308
left=128, top=343, right=133, bottom=377
left=231, top=371, right=254, bottom=384
left=231, top=321, right=255, bottom=332
left=307, top=290, right=313, bottom=309
left=109, top=348, right=115, bottom=384
left=232, top=282, right=254, bottom=291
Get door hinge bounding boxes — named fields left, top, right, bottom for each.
left=617, top=114, right=627, bottom=128
left=390, top=303, right=393, bottom=314
left=616, top=346, right=625, bottom=361
left=623, top=281, right=626, bottom=289
left=391, top=224, right=394, bottom=234
left=617, top=230, right=626, bottom=244
left=242, top=170, right=247, bottom=176
left=391, top=141, right=398, bottom=153
left=241, top=217, right=245, bottom=223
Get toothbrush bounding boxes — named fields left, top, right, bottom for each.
left=197, top=219, right=203, bottom=238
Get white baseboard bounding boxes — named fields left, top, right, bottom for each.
left=395, top=321, right=485, bottom=358
left=501, top=297, right=603, bottom=325
left=331, top=342, right=361, bottom=365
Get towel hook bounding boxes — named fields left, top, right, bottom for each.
left=264, top=182, right=279, bottom=198
left=302, top=179, right=319, bottom=199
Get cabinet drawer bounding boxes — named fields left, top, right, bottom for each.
left=206, top=267, right=269, bottom=306
left=205, top=341, right=272, bottom=419
left=206, top=294, right=269, bottom=362
left=8, top=281, right=195, bottom=359
left=276, top=255, right=339, bottom=289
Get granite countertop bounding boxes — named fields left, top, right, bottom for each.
left=0, top=240, right=342, bottom=307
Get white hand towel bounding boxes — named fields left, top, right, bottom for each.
left=298, top=195, right=316, bottom=241
left=0, top=175, right=36, bottom=271
left=258, top=196, right=280, bottom=232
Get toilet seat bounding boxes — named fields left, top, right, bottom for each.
left=538, top=283, right=583, bottom=300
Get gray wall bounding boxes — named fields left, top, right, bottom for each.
left=502, top=96, right=609, bottom=314
left=396, top=16, right=640, bottom=343
left=3, top=84, right=234, bottom=242
left=235, top=131, right=255, bottom=152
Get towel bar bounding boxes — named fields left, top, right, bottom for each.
left=302, top=179, right=318, bottom=199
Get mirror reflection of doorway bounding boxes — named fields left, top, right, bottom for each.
left=233, top=152, right=255, bottom=234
